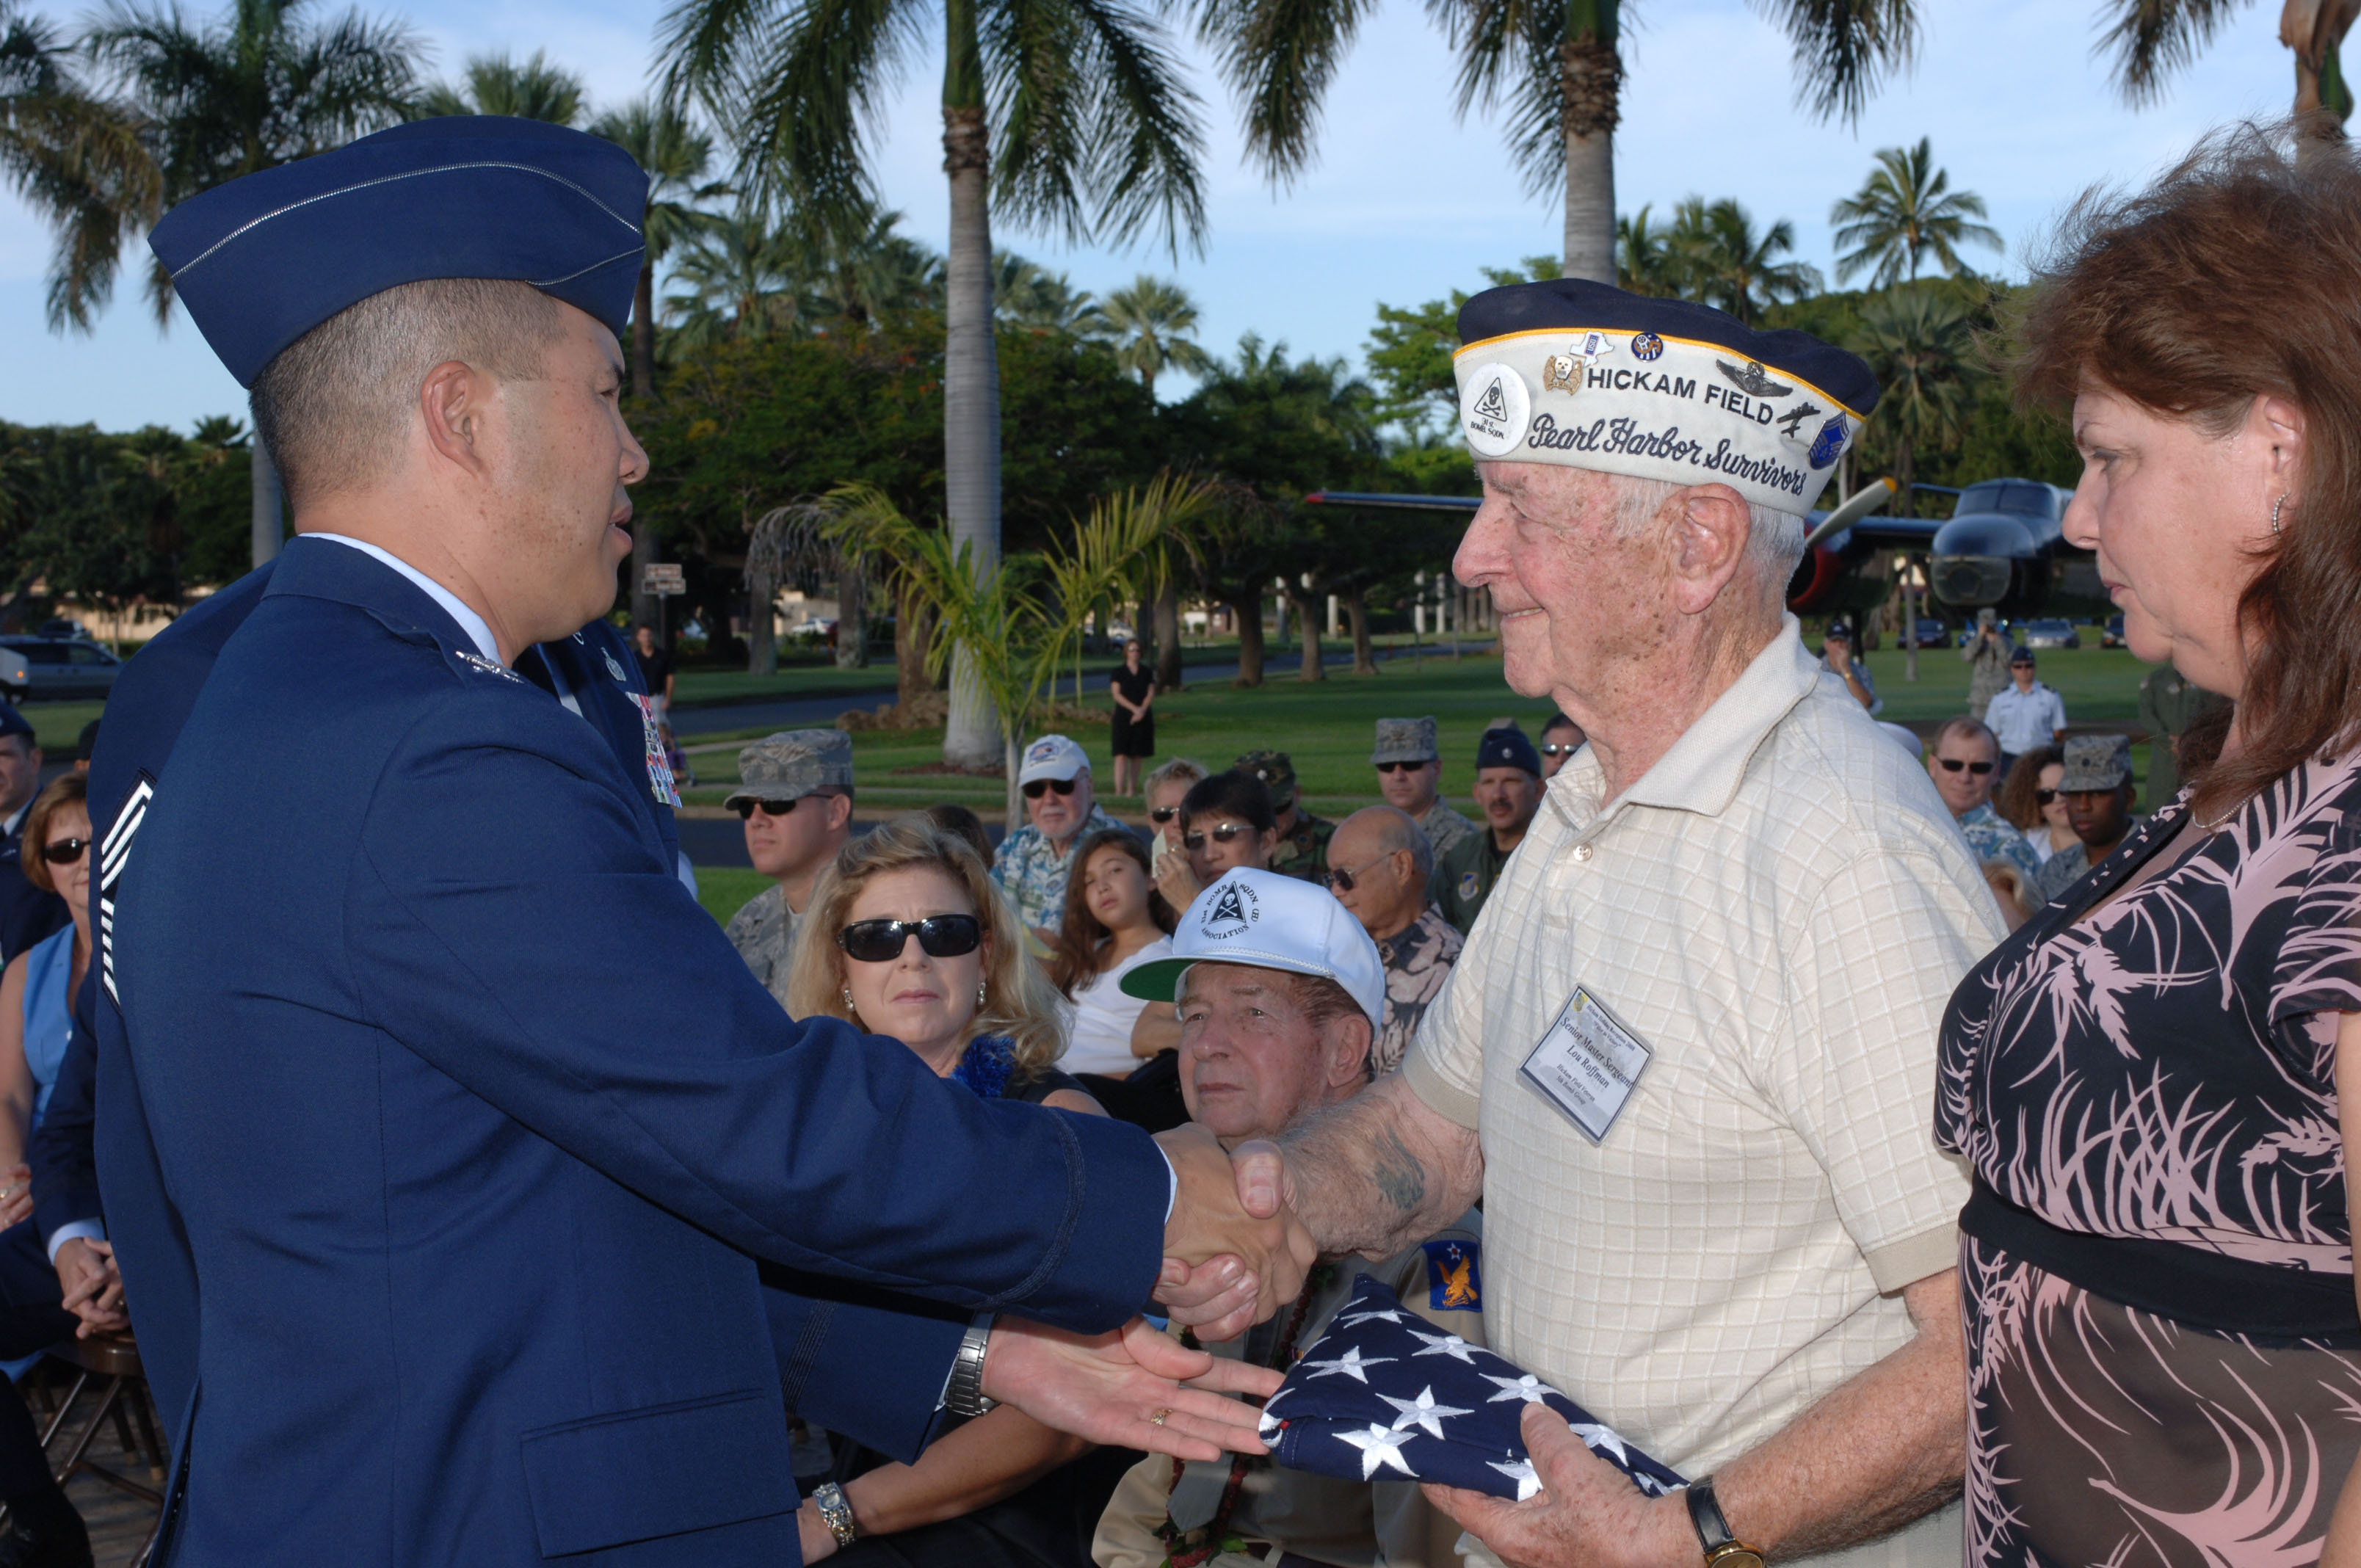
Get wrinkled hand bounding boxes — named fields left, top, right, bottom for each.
left=1423, top=1403, right=1694, bottom=1568
left=979, top=1315, right=1281, bottom=1462
left=1153, top=1128, right=1312, bottom=1340
left=1153, top=852, right=1203, bottom=915
left=0, top=1165, right=30, bottom=1232
left=1156, top=1138, right=1294, bottom=1341
left=56, top=1238, right=126, bottom=1338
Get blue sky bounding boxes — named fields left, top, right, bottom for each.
left=0, top=0, right=2294, bottom=432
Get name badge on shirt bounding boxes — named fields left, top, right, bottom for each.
left=1520, top=986, right=1653, bottom=1143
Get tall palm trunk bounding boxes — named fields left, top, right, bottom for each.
left=629, top=260, right=661, bottom=631
left=1295, top=589, right=1323, bottom=683
left=1153, top=581, right=1183, bottom=691
left=250, top=442, right=283, bottom=566
left=1559, top=0, right=1620, bottom=283
left=940, top=0, right=1004, bottom=769
left=1344, top=587, right=1376, bottom=675
left=1226, top=592, right=1265, bottom=687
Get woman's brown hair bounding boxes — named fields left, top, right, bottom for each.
left=1995, top=744, right=2064, bottom=832
left=2013, top=119, right=2361, bottom=819
left=783, top=817, right=1066, bottom=1074
left=1046, top=828, right=1178, bottom=999
left=21, top=774, right=87, bottom=896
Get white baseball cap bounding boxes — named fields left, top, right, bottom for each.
left=1121, top=868, right=1386, bottom=1031
left=1017, top=733, right=1090, bottom=786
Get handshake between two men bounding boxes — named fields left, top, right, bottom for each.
left=970, top=1122, right=1315, bottom=1464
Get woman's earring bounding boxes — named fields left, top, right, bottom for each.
left=977, top=980, right=989, bottom=1009
left=841, top=985, right=855, bottom=1012
left=2273, top=493, right=2287, bottom=535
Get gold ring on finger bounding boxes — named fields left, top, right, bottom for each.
left=1150, top=1408, right=1171, bottom=1426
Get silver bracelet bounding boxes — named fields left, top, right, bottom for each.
left=943, top=1316, right=998, bottom=1418
left=810, top=1481, right=857, bottom=1547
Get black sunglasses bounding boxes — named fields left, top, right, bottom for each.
left=1149, top=805, right=1180, bottom=824
left=1324, top=854, right=1394, bottom=893
left=38, top=838, right=87, bottom=866
left=1937, top=758, right=1997, bottom=776
left=1181, top=824, right=1251, bottom=852
left=2034, top=788, right=2059, bottom=806
left=734, top=797, right=803, bottom=819
left=838, top=915, right=984, bottom=965
left=1021, top=777, right=1078, bottom=800
left=1374, top=761, right=1432, bottom=775
left=1541, top=743, right=1581, bottom=758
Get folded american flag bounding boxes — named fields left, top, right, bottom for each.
left=1258, top=1275, right=1686, bottom=1502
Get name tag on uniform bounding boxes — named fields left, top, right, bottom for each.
left=1520, top=986, right=1652, bottom=1143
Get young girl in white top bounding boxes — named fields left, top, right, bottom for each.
left=1047, top=828, right=1180, bottom=1078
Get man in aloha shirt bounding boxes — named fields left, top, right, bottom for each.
left=1324, top=806, right=1465, bottom=1077
left=990, top=733, right=1118, bottom=932
left=1926, top=717, right=2040, bottom=883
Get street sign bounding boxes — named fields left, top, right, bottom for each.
left=642, top=563, right=686, bottom=597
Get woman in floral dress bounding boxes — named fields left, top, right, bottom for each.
left=1939, top=123, right=2361, bottom=1568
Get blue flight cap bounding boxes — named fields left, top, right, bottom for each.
left=0, top=705, right=30, bottom=745
left=149, top=116, right=648, bottom=388
left=1476, top=726, right=1541, bottom=777
left=1451, top=277, right=1879, bottom=512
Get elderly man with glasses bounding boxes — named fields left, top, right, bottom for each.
left=1324, top=805, right=1462, bottom=1075
left=992, top=733, right=1118, bottom=932
left=1926, top=716, right=2041, bottom=884
left=722, top=729, right=855, bottom=1008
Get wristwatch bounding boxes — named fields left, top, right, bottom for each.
left=943, top=1315, right=998, bottom=1418
left=810, top=1482, right=858, bottom=1548
left=1684, top=1478, right=1764, bottom=1568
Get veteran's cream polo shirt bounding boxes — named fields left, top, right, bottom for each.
left=1402, top=618, right=1999, bottom=1568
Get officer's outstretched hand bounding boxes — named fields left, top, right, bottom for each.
left=1156, top=1136, right=1297, bottom=1342
left=980, top=1315, right=1282, bottom=1462
left=1153, top=1125, right=1313, bottom=1339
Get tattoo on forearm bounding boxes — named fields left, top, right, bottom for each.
left=1372, top=1128, right=1428, bottom=1213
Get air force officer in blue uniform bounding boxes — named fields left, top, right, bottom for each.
left=104, top=117, right=1303, bottom=1566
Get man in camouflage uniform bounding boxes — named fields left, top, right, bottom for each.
left=723, top=730, right=855, bottom=1007
left=2136, top=662, right=2226, bottom=810
left=1238, top=749, right=1333, bottom=884
left=1371, top=716, right=1475, bottom=860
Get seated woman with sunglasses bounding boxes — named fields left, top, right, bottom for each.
left=1995, top=744, right=2072, bottom=865
left=1151, top=769, right=1279, bottom=916
left=781, top=818, right=1112, bottom=1567
left=1048, top=830, right=1188, bottom=1132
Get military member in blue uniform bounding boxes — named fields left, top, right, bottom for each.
left=104, top=117, right=1304, bottom=1567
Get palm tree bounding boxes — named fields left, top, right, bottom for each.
left=1850, top=287, right=1974, bottom=518
left=70, top=0, right=420, bottom=567
left=1, top=0, right=156, bottom=331
left=799, top=206, right=943, bottom=325
left=2101, top=0, right=2354, bottom=123
left=1614, top=203, right=1679, bottom=297
left=661, top=207, right=806, bottom=345
left=993, top=253, right=1103, bottom=335
left=1096, top=275, right=1211, bottom=399
left=417, top=48, right=584, bottom=124
left=1829, top=137, right=2001, bottom=288
left=1672, top=197, right=1820, bottom=327
left=658, top=0, right=1208, bottom=770
left=1192, top=0, right=1915, bottom=280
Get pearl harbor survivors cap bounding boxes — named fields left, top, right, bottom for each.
left=724, top=729, right=854, bottom=809
left=148, top=116, right=648, bottom=388
left=1016, top=733, right=1090, bottom=786
left=1120, top=868, right=1386, bottom=1032
left=1452, top=277, right=1880, bottom=513
left=1371, top=716, right=1440, bottom=767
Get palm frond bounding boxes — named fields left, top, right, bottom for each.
left=1754, top=0, right=1915, bottom=126
left=2093, top=0, right=2246, bottom=107
left=1194, top=0, right=1378, bottom=185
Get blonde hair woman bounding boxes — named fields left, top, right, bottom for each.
left=780, top=816, right=1112, bottom=1562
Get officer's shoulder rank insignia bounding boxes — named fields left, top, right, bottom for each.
left=457, top=650, right=522, bottom=683
left=1421, top=1238, right=1481, bottom=1311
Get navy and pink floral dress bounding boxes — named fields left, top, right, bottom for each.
left=1938, top=752, right=2361, bottom=1568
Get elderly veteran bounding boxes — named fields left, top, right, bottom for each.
left=105, top=116, right=1302, bottom=1567
left=993, top=733, right=1119, bottom=932
left=723, top=729, right=855, bottom=1008
left=1167, top=277, right=2002, bottom=1568
left=1374, top=717, right=1476, bottom=859
left=1237, top=750, right=1333, bottom=883
left=1326, top=805, right=1461, bottom=1077
left=1095, top=868, right=1485, bottom=1568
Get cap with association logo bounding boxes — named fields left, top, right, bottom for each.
left=1017, top=733, right=1091, bottom=785
left=1120, top=868, right=1385, bottom=1031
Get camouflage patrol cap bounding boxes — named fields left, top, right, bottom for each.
left=1371, top=717, right=1440, bottom=767
left=725, top=729, right=855, bottom=807
left=2058, top=733, right=2132, bottom=794
left=1236, top=749, right=1297, bottom=810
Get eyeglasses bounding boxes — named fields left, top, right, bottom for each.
left=838, top=914, right=984, bottom=964
left=1374, top=761, right=1432, bottom=775
left=1936, top=758, right=1996, bottom=776
left=734, top=797, right=804, bottom=819
left=38, top=838, right=87, bottom=866
left=1021, top=777, right=1078, bottom=800
left=2034, top=788, right=2059, bottom=806
left=1181, top=824, right=1251, bottom=852
left=1541, top=743, right=1581, bottom=758
left=1324, top=854, right=1393, bottom=893
left=1149, top=805, right=1179, bottom=824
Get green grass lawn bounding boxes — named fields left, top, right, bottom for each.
left=15, top=701, right=106, bottom=755
left=694, top=865, right=772, bottom=928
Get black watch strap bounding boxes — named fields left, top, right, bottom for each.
left=1686, top=1477, right=1737, bottom=1554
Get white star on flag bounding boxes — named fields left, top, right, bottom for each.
left=1489, top=1456, right=1543, bottom=1501
left=1335, top=1423, right=1419, bottom=1479
left=1379, top=1385, right=1475, bottom=1439
left=1484, top=1373, right=1551, bottom=1404
left=1407, top=1328, right=1479, bottom=1364
left=1336, top=1307, right=1404, bottom=1326
left=1302, top=1346, right=1396, bottom=1383
left=1571, top=1421, right=1629, bottom=1466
